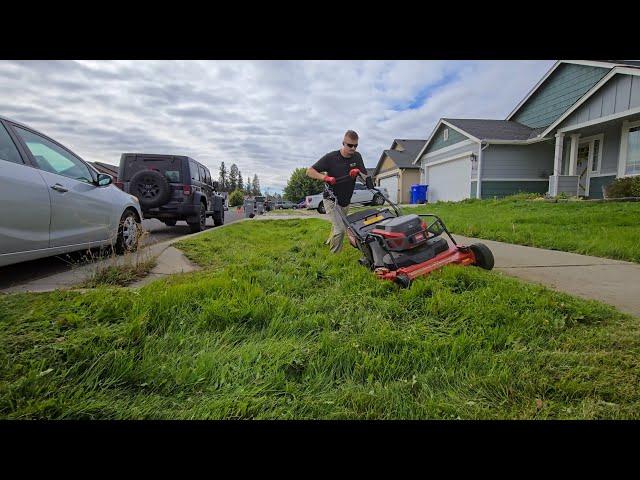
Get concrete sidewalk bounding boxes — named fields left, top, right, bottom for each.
left=453, top=235, right=640, bottom=318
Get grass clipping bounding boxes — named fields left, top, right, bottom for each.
left=1, top=218, right=639, bottom=420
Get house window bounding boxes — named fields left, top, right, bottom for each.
left=443, top=128, right=449, bottom=141
left=625, top=126, right=640, bottom=175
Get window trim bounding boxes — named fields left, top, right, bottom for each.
left=9, top=123, right=97, bottom=184
left=618, top=119, right=640, bottom=178
left=443, top=128, right=449, bottom=141
left=0, top=120, right=26, bottom=165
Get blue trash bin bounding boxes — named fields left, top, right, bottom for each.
left=416, top=184, right=428, bottom=204
left=410, top=184, right=419, bottom=204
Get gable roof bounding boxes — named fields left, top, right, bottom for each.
left=506, top=60, right=640, bottom=122
left=373, top=139, right=426, bottom=176
left=443, top=119, right=545, bottom=141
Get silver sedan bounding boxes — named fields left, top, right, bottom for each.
left=0, top=115, right=143, bottom=268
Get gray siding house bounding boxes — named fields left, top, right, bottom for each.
left=414, top=60, right=640, bottom=201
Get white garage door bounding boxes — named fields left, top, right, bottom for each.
left=427, top=156, right=471, bottom=202
left=379, top=175, right=399, bottom=203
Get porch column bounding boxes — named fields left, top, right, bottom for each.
left=568, top=134, right=580, bottom=175
left=552, top=133, right=564, bottom=196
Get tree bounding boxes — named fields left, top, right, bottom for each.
left=229, top=164, right=239, bottom=192
left=283, top=167, right=324, bottom=202
left=238, top=171, right=244, bottom=192
left=245, top=176, right=252, bottom=195
left=252, top=174, right=261, bottom=197
left=228, top=189, right=245, bottom=207
left=218, top=162, right=228, bottom=192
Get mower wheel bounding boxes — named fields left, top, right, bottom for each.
left=470, top=243, right=494, bottom=270
left=394, top=274, right=411, bottom=289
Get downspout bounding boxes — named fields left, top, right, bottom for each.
left=477, top=141, right=489, bottom=199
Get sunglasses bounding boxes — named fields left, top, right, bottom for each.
left=343, top=142, right=358, bottom=149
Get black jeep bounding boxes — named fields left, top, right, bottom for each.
left=118, top=153, right=225, bottom=233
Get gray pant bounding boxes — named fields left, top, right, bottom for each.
left=323, top=198, right=350, bottom=253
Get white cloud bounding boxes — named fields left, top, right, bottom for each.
left=0, top=59, right=554, bottom=193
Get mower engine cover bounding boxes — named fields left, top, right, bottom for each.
left=371, top=214, right=428, bottom=251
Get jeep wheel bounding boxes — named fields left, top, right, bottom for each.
left=129, top=170, right=171, bottom=209
left=213, top=210, right=224, bottom=226
left=188, top=202, right=207, bottom=233
left=372, top=193, right=385, bottom=206
left=115, top=210, right=141, bottom=254
left=317, top=201, right=326, bottom=214
left=164, top=219, right=177, bottom=227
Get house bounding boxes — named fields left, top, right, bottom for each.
left=414, top=60, right=640, bottom=202
left=372, top=139, right=426, bottom=203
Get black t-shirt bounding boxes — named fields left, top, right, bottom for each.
left=312, top=150, right=367, bottom=207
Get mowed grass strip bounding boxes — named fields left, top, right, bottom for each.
left=404, top=196, right=640, bottom=263
left=1, top=219, right=639, bottom=419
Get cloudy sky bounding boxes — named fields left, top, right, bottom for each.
left=0, top=60, right=555, bottom=193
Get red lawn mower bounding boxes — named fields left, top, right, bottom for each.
left=325, top=173, right=494, bottom=288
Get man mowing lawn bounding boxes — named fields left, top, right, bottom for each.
left=307, top=130, right=369, bottom=254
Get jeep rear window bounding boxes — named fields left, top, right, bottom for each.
left=164, top=170, right=180, bottom=182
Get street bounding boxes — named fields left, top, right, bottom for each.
left=0, top=209, right=245, bottom=291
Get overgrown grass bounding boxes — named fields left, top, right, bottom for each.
left=81, top=257, right=157, bottom=288
left=405, top=197, right=640, bottom=263
left=1, top=219, right=638, bottom=419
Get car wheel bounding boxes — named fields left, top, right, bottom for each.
left=129, top=170, right=171, bottom=209
left=317, top=201, right=326, bottom=214
left=188, top=202, right=207, bottom=233
left=373, top=193, right=385, bottom=205
left=115, top=210, right=141, bottom=254
left=164, top=219, right=177, bottom=227
left=470, top=243, right=494, bottom=270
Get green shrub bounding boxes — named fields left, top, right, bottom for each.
left=228, top=189, right=245, bottom=207
left=604, top=177, right=640, bottom=198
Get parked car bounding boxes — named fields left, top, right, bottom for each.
left=296, top=199, right=306, bottom=209
left=305, top=182, right=389, bottom=214
left=274, top=200, right=295, bottom=209
left=0, top=116, right=143, bottom=268
left=118, top=153, right=225, bottom=233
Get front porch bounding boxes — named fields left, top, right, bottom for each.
left=548, top=112, right=640, bottom=198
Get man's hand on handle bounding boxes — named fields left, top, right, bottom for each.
left=349, top=168, right=361, bottom=179
left=323, top=175, right=337, bottom=185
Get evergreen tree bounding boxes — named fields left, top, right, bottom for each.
left=238, top=171, right=244, bottom=192
left=218, top=162, right=228, bottom=192
left=229, top=164, right=239, bottom=192
left=245, top=177, right=253, bottom=195
left=252, top=174, right=261, bottom=197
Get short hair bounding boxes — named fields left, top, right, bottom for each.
left=344, top=130, right=359, bottom=140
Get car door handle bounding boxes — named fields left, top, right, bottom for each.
left=51, top=184, right=68, bottom=193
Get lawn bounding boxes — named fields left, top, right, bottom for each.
left=402, top=196, right=640, bottom=263
left=1, top=218, right=639, bottom=419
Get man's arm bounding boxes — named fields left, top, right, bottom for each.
left=306, top=166, right=328, bottom=181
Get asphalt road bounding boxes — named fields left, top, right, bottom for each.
left=0, top=209, right=245, bottom=291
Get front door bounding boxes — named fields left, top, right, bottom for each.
left=576, top=143, right=590, bottom=196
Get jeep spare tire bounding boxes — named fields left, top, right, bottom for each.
left=129, top=170, right=171, bottom=208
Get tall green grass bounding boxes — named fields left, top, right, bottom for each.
left=408, top=198, right=640, bottom=263
left=1, top=219, right=638, bottom=419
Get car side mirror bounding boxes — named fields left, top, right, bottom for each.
left=97, top=173, right=113, bottom=187
left=365, top=176, right=374, bottom=189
